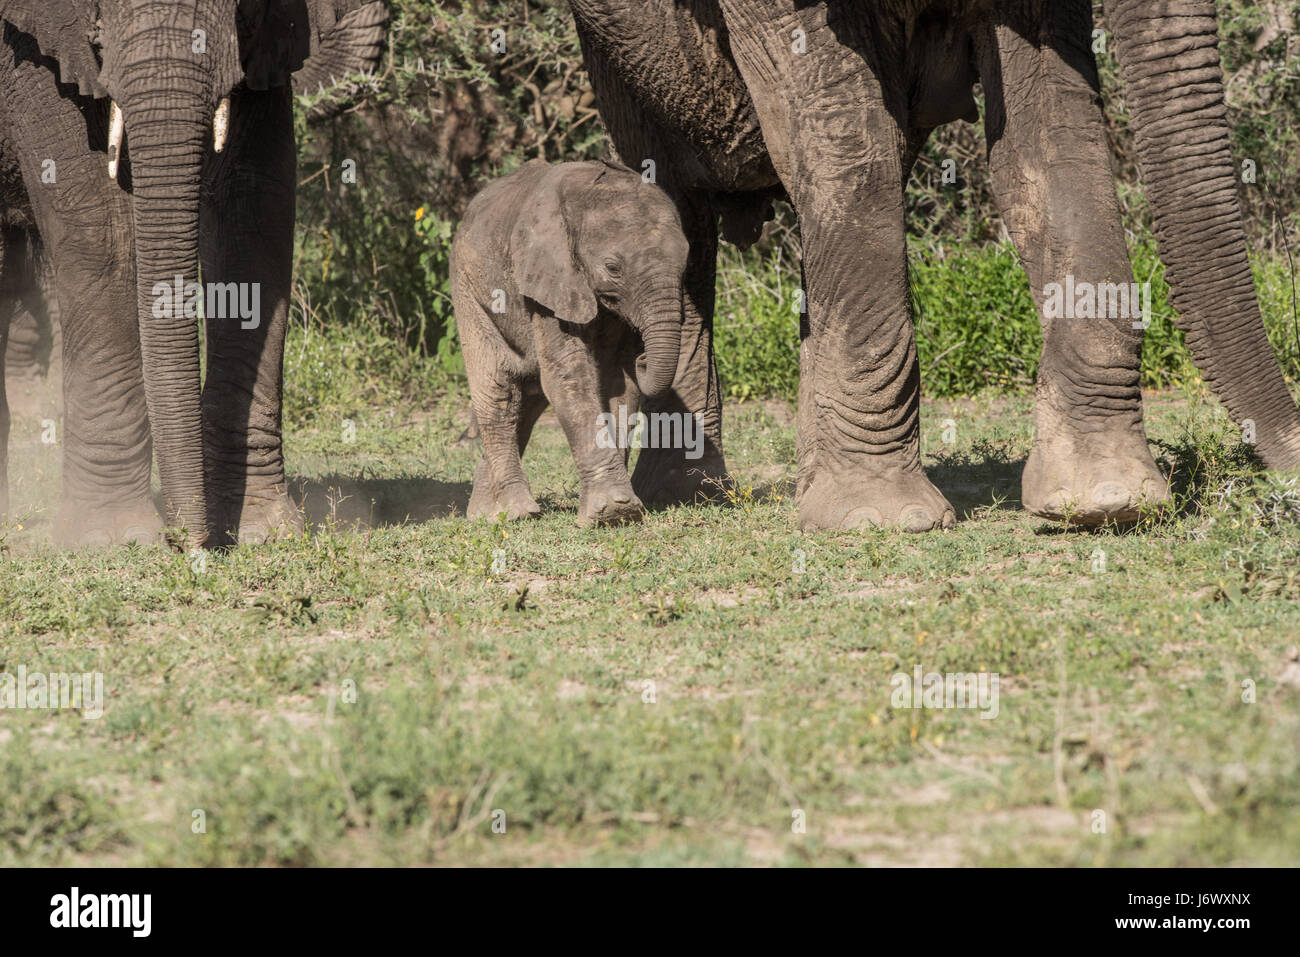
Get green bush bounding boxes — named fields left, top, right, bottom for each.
left=288, top=0, right=1300, bottom=404
left=292, top=0, right=598, bottom=355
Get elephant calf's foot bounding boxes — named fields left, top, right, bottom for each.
left=57, top=500, right=164, bottom=548
left=798, top=464, right=955, bottom=533
left=579, top=481, right=644, bottom=527
left=467, top=481, right=542, bottom=522
left=631, top=447, right=731, bottom=508
left=1022, top=421, right=1170, bottom=526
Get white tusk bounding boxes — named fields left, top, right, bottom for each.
left=107, top=101, right=124, bottom=181
left=213, top=97, right=230, bottom=153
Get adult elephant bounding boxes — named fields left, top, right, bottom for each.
left=568, top=0, right=1300, bottom=530
left=0, top=0, right=387, bottom=546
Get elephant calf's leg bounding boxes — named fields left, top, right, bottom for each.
left=536, top=320, right=642, bottom=527
left=976, top=5, right=1169, bottom=525
left=467, top=374, right=545, bottom=522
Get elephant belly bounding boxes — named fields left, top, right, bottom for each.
left=571, top=0, right=777, bottom=193
left=906, top=5, right=982, bottom=129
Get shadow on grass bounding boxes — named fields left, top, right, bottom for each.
left=289, top=475, right=473, bottom=529
left=748, top=444, right=1027, bottom=522
left=283, top=434, right=1249, bottom=533
left=930, top=439, right=1024, bottom=520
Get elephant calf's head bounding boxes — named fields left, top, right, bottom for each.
left=514, top=162, right=692, bottom=400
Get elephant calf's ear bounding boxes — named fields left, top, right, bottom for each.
left=511, top=187, right=598, bottom=326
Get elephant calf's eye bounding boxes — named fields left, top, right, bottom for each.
left=603, top=258, right=622, bottom=277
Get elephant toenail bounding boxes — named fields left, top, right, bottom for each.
left=239, top=525, right=269, bottom=545
left=900, top=507, right=937, bottom=533
left=843, top=506, right=885, bottom=530
left=1041, top=491, right=1068, bottom=515
left=1091, top=482, right=1131, bottom=512
left=1138, top=479, right=1171, bottom=505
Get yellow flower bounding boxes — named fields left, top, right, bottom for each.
left=415, top=206, right=425, bottom=221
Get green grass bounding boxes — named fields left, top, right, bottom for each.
left=3, top=352, right=1299, bottom=863
left=714, top=229, right=1300, bottom=402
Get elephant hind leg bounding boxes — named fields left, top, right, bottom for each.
left=466, top=366, right=544, bottom=523
left=3, top=234, right=59, bottom=423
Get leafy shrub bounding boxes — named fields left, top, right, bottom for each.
left=289, top=0, right=1300, bottom=403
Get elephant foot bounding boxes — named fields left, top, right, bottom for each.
left=578, top=481, right=644, bottom=527
left=1022, top=417, right=1170, bottom=526
left=631, top=446, right=731, bottom=508
left=213, top=491, right=305, bottom=546
left=798, top=464, right=955, bottom=533
left=467, top=481, right=542, bottom=522
left=57, top=500, right=164, bottom=548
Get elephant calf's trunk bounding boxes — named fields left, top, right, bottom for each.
left=634, top=297, right=685, bottom=399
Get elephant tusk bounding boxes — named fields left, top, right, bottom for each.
left=213, top=97, right=230, bottom=153
left=107, top=101, right=124, bottom=181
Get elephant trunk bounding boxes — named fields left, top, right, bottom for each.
left=123, top=80, right=210, bottom=540
left=631, top=290, right=684, bottom=399
left=1106, top=0, right=1300, bottom=468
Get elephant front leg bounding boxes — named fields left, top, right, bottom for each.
left=8, top=98, right=159, bottom=546
left=721, top=0, right=953, bottom=532
left=199, top=86, right=303, bottom=545
left=976, top=4, right=1169, bottom=525
left=536, top=318, right=643, bottom=527
left=794, top=198, right=954, bottom=533
left=630, top=193, right=730, bottom=506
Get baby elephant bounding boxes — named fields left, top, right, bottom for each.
left=452, top=159, right=690, bottom=525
